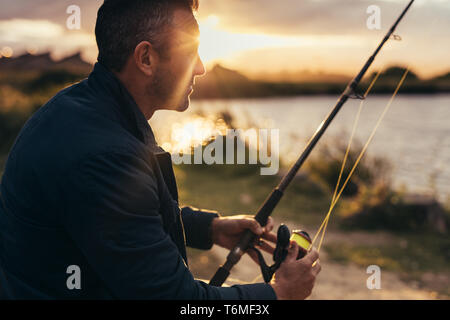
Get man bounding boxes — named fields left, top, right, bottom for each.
left=0, top=0, right=320, bottom=299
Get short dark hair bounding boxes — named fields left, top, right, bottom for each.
left=95, top=0, right=199, bottom=72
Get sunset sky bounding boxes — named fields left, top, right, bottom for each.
left=0, top=0, right=449, bottom=79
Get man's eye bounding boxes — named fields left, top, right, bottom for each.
left=178, top=42, right=197, bottom=54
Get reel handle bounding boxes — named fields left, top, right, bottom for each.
left=252, top=225, right=312, bottom=283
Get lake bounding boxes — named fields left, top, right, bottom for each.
left=150, top=94, right=450, bottom=202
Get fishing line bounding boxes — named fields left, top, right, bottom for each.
left=311, top=12, right=442, bottom=254
left=311, top=67, right=384, bottom=250
left=248, top=67, right=408, bottom=284
left=311, top=67, right=411, bottom=253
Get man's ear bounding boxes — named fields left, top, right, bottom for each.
left=133, top=41, right=159, bottom=76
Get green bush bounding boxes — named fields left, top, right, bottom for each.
left=305, top=135, right=392, bottom=197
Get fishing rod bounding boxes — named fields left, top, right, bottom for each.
left=209, top=0, right=415, bottom=287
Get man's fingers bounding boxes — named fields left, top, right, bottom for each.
left=256, top=240, right=275, bottom=255
left=312, top=260, right=322, bottom=276
left=285, top=241, right=299, bottom=262
left=264, top=217, right=274, bottom=233
left=236, top=216, right=276, bottom=237
left=260, top=231, right=277, bottom=243
left=303, top=249, right=319, bottom=265
left=240, top=218, right=263, bottom=235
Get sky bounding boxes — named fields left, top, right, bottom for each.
left=0, top=0, right=449, bottom=79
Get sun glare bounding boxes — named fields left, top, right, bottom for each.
left=197, top=15, right=368, bottom=70
left=167, top=115, right=229, bottom=153
left=198, top=15, right=301, bottom=64
left=0, top=19, right=64, bottom=42
left=1, top=47, right=13, bottom=58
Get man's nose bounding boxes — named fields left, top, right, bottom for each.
left=194, top=54, right=206, bottom=77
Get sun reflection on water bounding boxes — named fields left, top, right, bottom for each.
left=161, top=115, right=230, bottom=153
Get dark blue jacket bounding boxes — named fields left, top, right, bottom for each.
left=0, top=63, right=276, bottom=300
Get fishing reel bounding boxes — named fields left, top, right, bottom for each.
left=249, top=224, right=312, bottom=283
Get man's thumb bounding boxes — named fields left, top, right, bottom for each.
left=285, top=241, right=299, bottom=262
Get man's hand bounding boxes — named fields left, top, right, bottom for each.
left=270, top=242, right=321, bottom=300
left=211, top=215, right=277, bottom=264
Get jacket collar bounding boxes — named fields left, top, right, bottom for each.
left=88, top=62, right=165, bottom=154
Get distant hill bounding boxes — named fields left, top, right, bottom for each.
left=434, top=72, right=450, bottom=81
left=205, top=64, right=250, bottom=83
left=369, top=66, right=419, bottom=81
left=249, top=70, right=352, bottom=83
left=190, top=64, right=450, bottom=99
left=0, top=55, right=448, bottom=98
left=0, top=52, right=92, bottom=75
left=191, top=64, right=260, bottom=99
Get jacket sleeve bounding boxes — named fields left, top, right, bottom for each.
left=181, top=206, right=219, bottom=250
left=61, top=150, right=277, bottom=300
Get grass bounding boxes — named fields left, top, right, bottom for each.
left=174, top=163, right=332, bottom=227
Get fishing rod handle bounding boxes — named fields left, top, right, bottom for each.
left=231, top=188, right=284, bottom=257
left=254, top=188, right=284, bottom=226
left=209, top=266, right=230, bottom=287
left=222, top=188, right=284, bottom=262
left=209, top=189, right=284, bottom=286
left=209, top=230, right=254, bottom=286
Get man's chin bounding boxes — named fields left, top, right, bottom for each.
left=160, top=94, right=191, bottom=112
left=174, top=97, right=190, bottom=112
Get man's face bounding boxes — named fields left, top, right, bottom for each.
left=149, top=8, right=205, bottom=112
